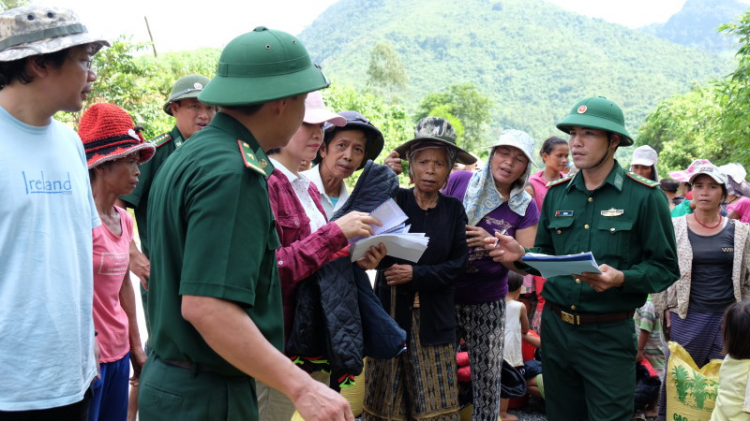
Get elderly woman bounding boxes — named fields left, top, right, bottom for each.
left=259, top=92, right=386, bottom=421
left=443, top=129, right=540, bottom=421
left=79, top=103, right=154, bottom=421
left=302, top=111, right=384, bottom=219
left=364, top=118, right=474, bottom=421
left=654, top=164, right=750, bottom=421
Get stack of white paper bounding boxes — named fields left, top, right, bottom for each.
left=521, top=252, right=601, bottom=279
left=349, top=198, right=429, bottom=263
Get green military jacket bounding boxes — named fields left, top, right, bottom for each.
left=524, top=161, right=679, bottom=313
left=120, top=125, right=184, bottom=256
left=146, top=113, right=283, bottom=376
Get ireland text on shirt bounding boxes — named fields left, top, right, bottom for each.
left=21, top=171, right=73, bottom=194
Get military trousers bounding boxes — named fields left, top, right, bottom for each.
left=541, top=302, right=637, bottom=421
left=139, top=355, right=257, bottom=421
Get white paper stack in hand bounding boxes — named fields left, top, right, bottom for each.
left=349, top=198, right=429, bottom=263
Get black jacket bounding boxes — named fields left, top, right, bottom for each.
left=286, top=161, right=405, bottom=387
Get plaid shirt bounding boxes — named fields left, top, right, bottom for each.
left=268, top=168, right=348, bottom=344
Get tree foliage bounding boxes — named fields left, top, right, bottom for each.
left=299, top=0, right=730, bottom=149
left=414, top=83, right=491, bottom=153
left=638, top=9, right=750, bottom=174
left=56, top=39, right=220, bottom=139
left=0, top=0, right=29, bottom=11
left=366, top=41, right=408, bottom=103
left=323, top=83, right=413, bottom=186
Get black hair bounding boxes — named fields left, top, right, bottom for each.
left=722, top=301, right=750, bottom=360
left=266, top=148, right=281, bottom=155
left=221, top=103, right=263, bottom=116
left=507, top=271, right=523, bottom=293
left=539, top=136, right=568, bottom=158
left=0, top=48, right=70, bottom=88
left=659, top=178, right=679, bottom=194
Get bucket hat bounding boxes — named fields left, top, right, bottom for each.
left=198, top=26, right=329, bottom=106
left=484, top=129, right=538, bottom=168
left=669, top=159, right=712, bottom=182
left=304, top=91, right=346, bottom=126
left=163, top=74, right=211, bottom=115
left=631, top=145, right=657, bottom=167
left=79, top=103, right=155, bottom=169
left=320, top=111, right=384, bottom=170
left=719, top=163, right=750, bottom=197
left=688, top=163, right=726, bottom=186
left=0, top=6, right=109, bottom=62
left=394, top=117, right=476, bottom=165
left=556, top=97, right=634, bottom=146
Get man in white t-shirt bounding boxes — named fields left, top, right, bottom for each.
left=0, top=5, right=108, bottom=419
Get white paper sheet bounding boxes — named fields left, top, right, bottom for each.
left=521, top=252, right=602, bottom=279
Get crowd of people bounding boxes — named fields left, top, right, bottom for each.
left=1, top=4, right=749, bottom=421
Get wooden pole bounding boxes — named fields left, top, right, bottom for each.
left=144, top=16, right=157, bottom=57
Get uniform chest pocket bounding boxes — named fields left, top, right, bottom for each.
left=596, top=218, right=633, bottom=263
left=548, top=217, right=575, bottom=252
left=548, top=217, right=575, bottom=234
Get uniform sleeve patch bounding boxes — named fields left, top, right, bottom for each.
left=238, top=140, right=267, bottom=177
left=547, top=174, right=574, bottom=188
left=149, top=133, right=172, bottom=148
left=626, top=172, right=659, bottom=188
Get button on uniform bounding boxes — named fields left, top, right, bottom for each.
left=584, top=224, right=590, bottom=230
left=588, top=197, right=593, bottom=202
left=571, top=305, right=577, bottom=311
left=575, top=278, right=581, bottom=284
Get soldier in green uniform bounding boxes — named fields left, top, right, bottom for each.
left=118, top=74, right=215, bottom=288
left=138, top=27, right=354, bottom=421
left=118, top=74, right=215, bottom=420
left=489, top=97, right=679, bottom=421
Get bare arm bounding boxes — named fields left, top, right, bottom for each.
left=119, top=271, right=147, bottom=378
left=520, top=304, right=530, bottom=335
left=181, top=296, right=353, bottom=421
left=128, top=240, right=150, bottom=289
left=636, top=329, right=650, bottom=362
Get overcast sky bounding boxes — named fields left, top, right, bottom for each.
left=38, top=0, right=748, bottom=53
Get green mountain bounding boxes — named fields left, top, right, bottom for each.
left=299, top=0, right=732, bottom=146
left=640, top=0, right=748, bottom=55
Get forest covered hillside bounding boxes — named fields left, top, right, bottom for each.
left=640, top=0, right=747, bottom=55
left=299, top=0, right=732, bottom=143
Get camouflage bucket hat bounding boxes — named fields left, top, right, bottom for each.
left=556, top=96, right=633, bottom=146
left=0, top=6, right=109, bottom=62
left=199, top=26, right=329, bottom=106
left=394, top=117, right=476, bottom=165
left=163, top=74, right=211, bottom=115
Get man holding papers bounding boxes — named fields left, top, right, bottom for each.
left=489, top=97, right=679, bottom=421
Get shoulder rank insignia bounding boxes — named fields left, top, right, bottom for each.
left=601, top=208, right=624, bottom=217
left=547, top=174, right=574, bottom=188
left=238, top=140, right=270, bottom=177
left=626, top=171, right=659, bottom=188
left=148, top=132, right=172, bottom=148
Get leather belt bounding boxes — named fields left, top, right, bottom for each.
left=549, top=303, right=634, bottom=326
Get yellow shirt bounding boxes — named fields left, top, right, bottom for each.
left=711, top=355, right=750, bottom=420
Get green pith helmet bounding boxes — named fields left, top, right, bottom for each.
left=556, top=96, right=634, bottom=146
left=198, top=26, right=329, bottom=106
left=163, top=74, right=211, bottom=116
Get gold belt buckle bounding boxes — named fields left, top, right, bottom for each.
left=560, top=310, right=580, bottom=325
